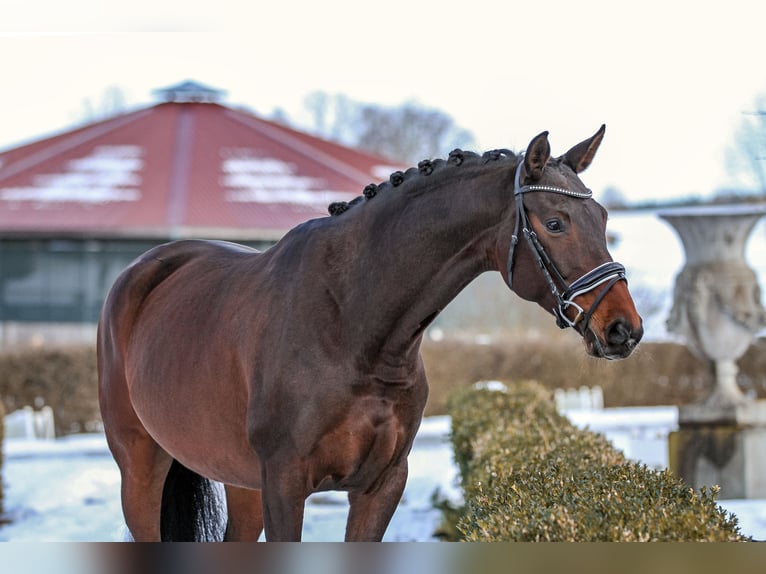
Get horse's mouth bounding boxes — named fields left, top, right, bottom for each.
left=583, top=324, right=641, bottom=360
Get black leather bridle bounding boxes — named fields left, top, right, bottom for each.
left=506, top=159, right=627, bottom=332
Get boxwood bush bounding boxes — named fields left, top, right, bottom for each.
left=445, top=381, right=748, bottom=542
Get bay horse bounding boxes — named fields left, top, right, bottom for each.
left=97, top=126, right=643, bottom=541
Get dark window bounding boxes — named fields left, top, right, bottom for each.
left=0, top=238, right=273, bottom=324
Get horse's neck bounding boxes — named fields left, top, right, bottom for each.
left=339, top=162, right=513, bottom=370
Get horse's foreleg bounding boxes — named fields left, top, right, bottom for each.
left=224, top=485, right=264, bottom=541
left=345, top=461, right=408, bottom=541
left=260, top=459, right=308, bottom=541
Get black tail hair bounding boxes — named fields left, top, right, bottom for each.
left=160, top=460, right=227, bottom=541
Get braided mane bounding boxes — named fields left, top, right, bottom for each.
left=328, top=148, right=518, bottom=216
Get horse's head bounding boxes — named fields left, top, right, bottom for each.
left=504, top=126, right=643, bottom=359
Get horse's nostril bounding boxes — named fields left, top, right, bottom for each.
left=606, top=319, right=631, bottom=346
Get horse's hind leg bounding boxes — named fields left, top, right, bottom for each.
left=100, top=357, right=172, bottom=541
left=98, top=278, right=182, bottom=541
left=223, top=485, right=264, bottom=541
left=110, top=428, right=173, bottom=541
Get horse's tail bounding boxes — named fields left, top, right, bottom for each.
left=160, top=460, right=227, bottom=542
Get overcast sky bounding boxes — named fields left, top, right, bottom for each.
left=3, top=0, right=766, bottom=203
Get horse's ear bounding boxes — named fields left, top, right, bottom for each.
left=562, top=124, right=606, bottom=173
left=524, top=131, right=550, bottom=180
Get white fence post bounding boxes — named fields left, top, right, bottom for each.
left=3, top=405, right=56, bottom=439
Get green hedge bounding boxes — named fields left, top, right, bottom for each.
left=445, top=381, right=748, bottom=542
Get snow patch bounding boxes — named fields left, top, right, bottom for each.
left=0, top=145, right=143, bottom=204
left=221, top=149, right=356, bottom=206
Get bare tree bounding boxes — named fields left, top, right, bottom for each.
left=599, top=186, right=629, bottom=209
left=303, top=92, right=359, bottom=148
left=727, top=93, right=766, bottom=194
left=79, top=85, right=129, bottom=123
left=298, top=91, right=475, bottom=164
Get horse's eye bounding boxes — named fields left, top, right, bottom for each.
left=545, top=219, right=564, bottom=233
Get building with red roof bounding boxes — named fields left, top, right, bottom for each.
left=0, top=80, right=400, bottom=241
left=0, top=81, right=402, bottom=346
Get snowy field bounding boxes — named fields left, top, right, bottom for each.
left=2, top=410, right=766, bottom=542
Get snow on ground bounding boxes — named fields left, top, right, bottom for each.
left=1, top=410, right=765, bottom=542
left=0, top=416, right=460, bottom=543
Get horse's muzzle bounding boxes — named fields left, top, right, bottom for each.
left=586, top=317, right=643, bottom=360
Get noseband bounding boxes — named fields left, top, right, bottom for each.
left=506, top=160, right=627, bottom=332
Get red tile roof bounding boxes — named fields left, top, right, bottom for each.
left=0, top=96, right=402, bottom=240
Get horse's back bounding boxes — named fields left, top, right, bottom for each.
left=99, top=239, right=259, bottom=349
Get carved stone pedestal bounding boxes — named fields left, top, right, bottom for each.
left=669, top=402, right=766, bottom=499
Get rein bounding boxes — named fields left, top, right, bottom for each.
left=506, top=160, right=627, bottom=332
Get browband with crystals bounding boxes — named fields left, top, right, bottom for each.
left=514, top=159, right=593, bottom=199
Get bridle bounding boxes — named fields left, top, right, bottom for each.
left=506, top=159, right=627, bottom=333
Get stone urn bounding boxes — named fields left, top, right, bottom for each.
left=660, top=204, right=766, bottom=407
left=661, top=204, right=766, bottom=498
